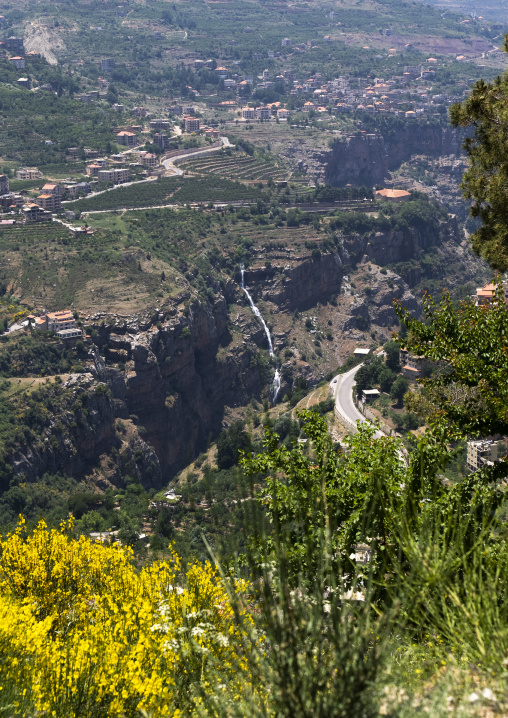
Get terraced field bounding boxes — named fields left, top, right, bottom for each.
left=0, top=222, right=72, bottom=247
left=178, top=151, right=289, bottom=183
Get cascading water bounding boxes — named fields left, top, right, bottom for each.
left=240, top=265, right=281, bottom=403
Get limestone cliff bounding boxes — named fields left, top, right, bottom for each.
left=341, top=215, right=462, bottom=267
left=90, top=296, right=263, bottom=480
left=324, top=126, right=462, bottom=187
left=242, top=253, right=343, bottom=311
left=9, top=375, right=162, bottom=489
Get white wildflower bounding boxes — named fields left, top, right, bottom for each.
left=215, top=633, right=229, bottom=647
left=482, top=688, right=496, bottom=702
left=191, top=625, right=206, bottom=638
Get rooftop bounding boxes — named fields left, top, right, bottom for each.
left=376, top=188, right=411, bottom=199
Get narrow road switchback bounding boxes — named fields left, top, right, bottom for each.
left=330, top=363, right=384, bottom=439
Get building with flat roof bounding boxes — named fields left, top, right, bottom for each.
left=255, top=106, right=272, bottom=120
left=149, top=119, right=171, bottom=130
left=153, top=133, right=170, bottom=150
left=98, top=168, right=130, bottom=184
left=5, top=36, right=24, bottom=54
left=17, top=167, right=41, bottom=180
left=361, top=389, right=380, bottom=402
left=184, top=117, right=200, bottom=133
left=466, top=440, right=498, bottom=474
left=57, top=328, right=82, bottom=342
left=101, top=58, right=115, bottom=71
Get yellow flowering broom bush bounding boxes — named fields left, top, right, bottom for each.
left=0, top=517, right=251, bottom=717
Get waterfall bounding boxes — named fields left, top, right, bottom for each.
left=240, top=266, right=281, bottom=403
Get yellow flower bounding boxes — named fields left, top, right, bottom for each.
left=0, top=517, right=254, bottom=716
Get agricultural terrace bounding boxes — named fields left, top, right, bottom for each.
left=67, top=177, right=266, bottom=213
left=178, top=149, right=289, bottom=183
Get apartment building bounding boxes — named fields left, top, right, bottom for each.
left=98, top=168, right=130, bottom=184
left=41, top=183, right=63, bottom=206
left=184, top=117, right=200, bottom=132
left=64, top=181, right=92, bottom=198
left=23, top=204, right=52, bottom=222
left=149, top=119, right=171, bottom=130
left=101, top=58, right=115, bottom=71
left=255, top=106, right=271, bottom=120
left=466, top=440, right=498, bottom=474
left=113, top=168, right=130, bottom=183
left=5, top=36, right=24, bottom=54
left=116, top=131, right=136, bottom=146
left=140, top=152, right=157, bottom=168
left=86, top=164, right=101, bottom=177
left=36, top=194, right=59, bottom=212
left=17, top=167, right=40, bottom=181
left=153, top=133, right=170, bottom=150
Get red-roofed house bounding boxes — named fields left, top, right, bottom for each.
left=117, top=131, right=137, bottom=146
left=375, top=188, right=411, bottom=202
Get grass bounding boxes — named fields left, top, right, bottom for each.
left=0, top=219, right=180, bottom=314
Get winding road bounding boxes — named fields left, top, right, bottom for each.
left=330, top=363, right=384, bottom=439
left=162, top=136, right=233, bottom=176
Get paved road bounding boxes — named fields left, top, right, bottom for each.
left=330, top=363, right=384, bottom=439
left=162, top=136, right=232, bottom=176
left=81, top=203, right=179, bottom=216
left=7, top=320, right=29, bottom=334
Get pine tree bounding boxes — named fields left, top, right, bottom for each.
left=450, top=36, right=508, bottom=270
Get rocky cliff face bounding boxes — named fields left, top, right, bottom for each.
left=243, top=253, right=343, bottom=311
left=341, top=215, right=461, bottom=267
left=342, top=273, right=420, bottom=330
left=90, top=295, right=263, bottom=480
left=324, top=126, right=462, bottom=186
left=9, top=375, right=161, bottom=489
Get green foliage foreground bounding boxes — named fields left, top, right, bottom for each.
left=2, top=410, right=508, bottom=716
left=217, top=410, right=508, bottom=716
